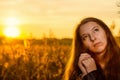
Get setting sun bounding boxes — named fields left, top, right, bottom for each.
left=3, top=17, right=21, bottom=38
left=3, top=27, right=20, bottom=38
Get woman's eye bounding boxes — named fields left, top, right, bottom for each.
left=95, top=28, right=99, bottom=31
left=82, top=35, right=89, bottom=40
left=94, top=28, right=99, bottom=32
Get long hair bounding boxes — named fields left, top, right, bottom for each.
left=64, top=17, right=120, bottom=80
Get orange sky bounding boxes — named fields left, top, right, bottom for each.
left=0, top=0, right=120, bottom=39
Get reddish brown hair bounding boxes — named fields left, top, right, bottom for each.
left=64, top=17, right=120, bottom=80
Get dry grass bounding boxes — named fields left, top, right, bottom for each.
left=0, top=37, right=119, bottom=80
left=0, top=38, right=71, bottom=80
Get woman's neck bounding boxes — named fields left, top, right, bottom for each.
left=96, top=51, right=106, bottom=69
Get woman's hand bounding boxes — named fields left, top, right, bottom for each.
left=78, top=53, right=97, bottom=76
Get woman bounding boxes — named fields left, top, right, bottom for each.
left=64, top=17, right=120, bottom=80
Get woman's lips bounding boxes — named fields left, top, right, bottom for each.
left=94, top=42, right=102, bottom=47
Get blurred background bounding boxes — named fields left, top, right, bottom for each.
left=0, top=0, right=120, bottom=39
left=0, top=0, right=120, bottom=80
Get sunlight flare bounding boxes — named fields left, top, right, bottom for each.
left=3, top=27, right=20, bottom=38
left=3, top=16, right=21, bottom=38
left=5, top=17, right=20, bottom=27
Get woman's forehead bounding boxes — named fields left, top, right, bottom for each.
left=79, top=22, right=100, bottom=34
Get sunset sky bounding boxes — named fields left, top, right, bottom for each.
left=0, top=0, right=120, bottom=39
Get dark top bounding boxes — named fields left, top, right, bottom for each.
left=82, top=70, right=106, bottom=80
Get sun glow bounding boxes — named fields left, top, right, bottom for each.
left=5, top=17, right=20, bottom=27
left=4, top=27, right=20, bottom=38
left=3, top=17, right=21, bottom=38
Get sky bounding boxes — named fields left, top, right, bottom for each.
left=0, top=0, right=120, bottom=39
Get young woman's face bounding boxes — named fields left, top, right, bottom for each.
left=79, top=21, right=107, bottom=55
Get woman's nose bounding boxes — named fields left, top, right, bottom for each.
left=89, top=34, right=96, bottom=41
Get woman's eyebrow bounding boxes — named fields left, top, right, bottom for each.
left=81, top=33, right=87, bottom=37
left=91, top=26, right=98, bottom=31
left=80, top=26, right=99, bottom=37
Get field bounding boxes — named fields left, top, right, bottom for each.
left=0, top=37, right=72, bottom=80
left=0, top=37, right=119, bottom=80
